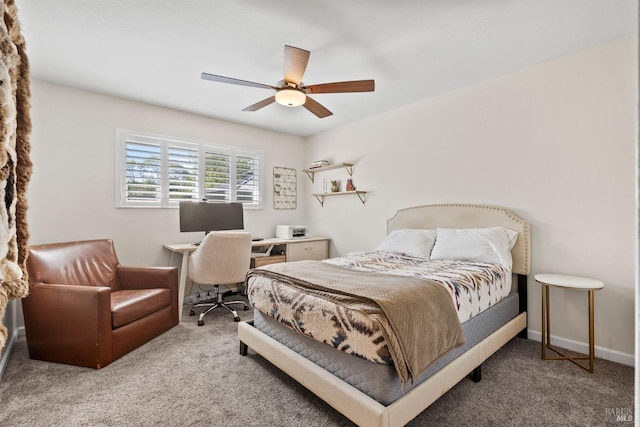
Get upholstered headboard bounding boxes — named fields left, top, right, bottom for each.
left=387, top=204, right=530, bottom=275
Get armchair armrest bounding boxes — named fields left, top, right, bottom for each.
left=22, top=283, right=113, bottom=368
left=117, top=266, right=179, bottom=325
left=117, top=266, right=178, bottom=291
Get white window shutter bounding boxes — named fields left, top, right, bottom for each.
left=116, top=129, right=263, bottom=208
left=203, top=148, right=231, bottom=202
left=235, top=149, right=262, bottom=207
left=123, top=140, right=162, bottom=206
left=168, top=145, right=199, bottom=203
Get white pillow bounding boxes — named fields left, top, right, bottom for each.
left=430, top=227, right=518, bottom=269
left=375, top=229, right=437, bottom=259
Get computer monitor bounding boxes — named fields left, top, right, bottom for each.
left=179, top=201, right=244, bottom=235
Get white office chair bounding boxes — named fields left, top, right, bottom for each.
left=187, top=231, right=252, bottom=325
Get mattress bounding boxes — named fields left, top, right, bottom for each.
left=253, top=291, right=519, bottom=405
left=248, top=252, right=511, bottom=365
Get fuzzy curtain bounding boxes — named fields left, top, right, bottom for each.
left=0, top=0, right=32, bottom=352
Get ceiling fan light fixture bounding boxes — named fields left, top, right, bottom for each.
left=201, top=45, right=373, bottom=118
left=275, top=88, right=306, bottom=107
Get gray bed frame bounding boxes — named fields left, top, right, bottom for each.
left=238, top=204, right=531, bottom=427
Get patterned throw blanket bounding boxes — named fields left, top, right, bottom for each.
left=246, top=260, right=465, bottom=386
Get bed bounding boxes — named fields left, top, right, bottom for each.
left=238, top=204, right=530, bottom=427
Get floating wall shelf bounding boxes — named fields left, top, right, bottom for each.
left=312, top=190, right=367, bottom=207
left=302, top=163, right=353, bottom=183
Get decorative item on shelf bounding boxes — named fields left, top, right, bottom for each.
left=331, top=180, right=340, bottom=192
left=323, top=178, right=328, bottom=193
left=310, top=159, right=330, bottom=169
left=346, top=178, right=355, bottom=191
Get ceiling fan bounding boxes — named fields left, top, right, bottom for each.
left=201, top=45, right=375, bottom=118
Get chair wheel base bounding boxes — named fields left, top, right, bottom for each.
left=234, top=316, right=241, bottom=322
left=197, top=320, right=205, bottom=326
left=189, top=309, right=196, bottom=316
left=243, top=306, right=250, bottom=311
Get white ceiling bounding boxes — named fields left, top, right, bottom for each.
left=18, top=1, right=637, bottom=137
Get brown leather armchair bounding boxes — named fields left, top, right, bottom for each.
left=22, top=239, right=179, bottom=368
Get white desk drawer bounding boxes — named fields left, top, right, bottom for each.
left=287, top=240, right=328, bottom=262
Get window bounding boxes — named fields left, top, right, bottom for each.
left=116, top=129, right=263, bottom=208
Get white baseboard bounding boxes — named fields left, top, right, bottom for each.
left=0, top=326, right=24, bottom=382
left=527, top=329, right=635, bottom=367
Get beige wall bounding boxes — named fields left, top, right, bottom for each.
left=305, top=36, right=637, bottom=364
left=26, top=36, right=636, bottom=365
left=28, top=81, right=307, bottom=267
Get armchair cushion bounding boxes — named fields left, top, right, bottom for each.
left=111, top=289, right=172, bottom=328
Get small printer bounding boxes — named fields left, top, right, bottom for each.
left=276, top=225, right=308, bottom=240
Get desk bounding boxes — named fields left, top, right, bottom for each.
left=535, top=273, right=604, bottom=373
left=164, top=236, right=330, bottom=321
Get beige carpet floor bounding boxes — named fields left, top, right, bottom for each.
left=0, top=303, right=634, bottom=426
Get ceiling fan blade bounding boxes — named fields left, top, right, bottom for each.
left=303, top=96, right=332, bottom=118
left=305, top=80, right=375, bottom=94
left=283, top=45, right=310, bottom=86
left=201, top=73, right=277, bottom=90
left=242, top=96, right=276, bottom=112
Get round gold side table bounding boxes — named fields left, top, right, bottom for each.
left=535, top=273, right=604, bottom=373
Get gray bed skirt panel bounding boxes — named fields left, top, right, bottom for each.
left=252, top=292, right=520, bottom=405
